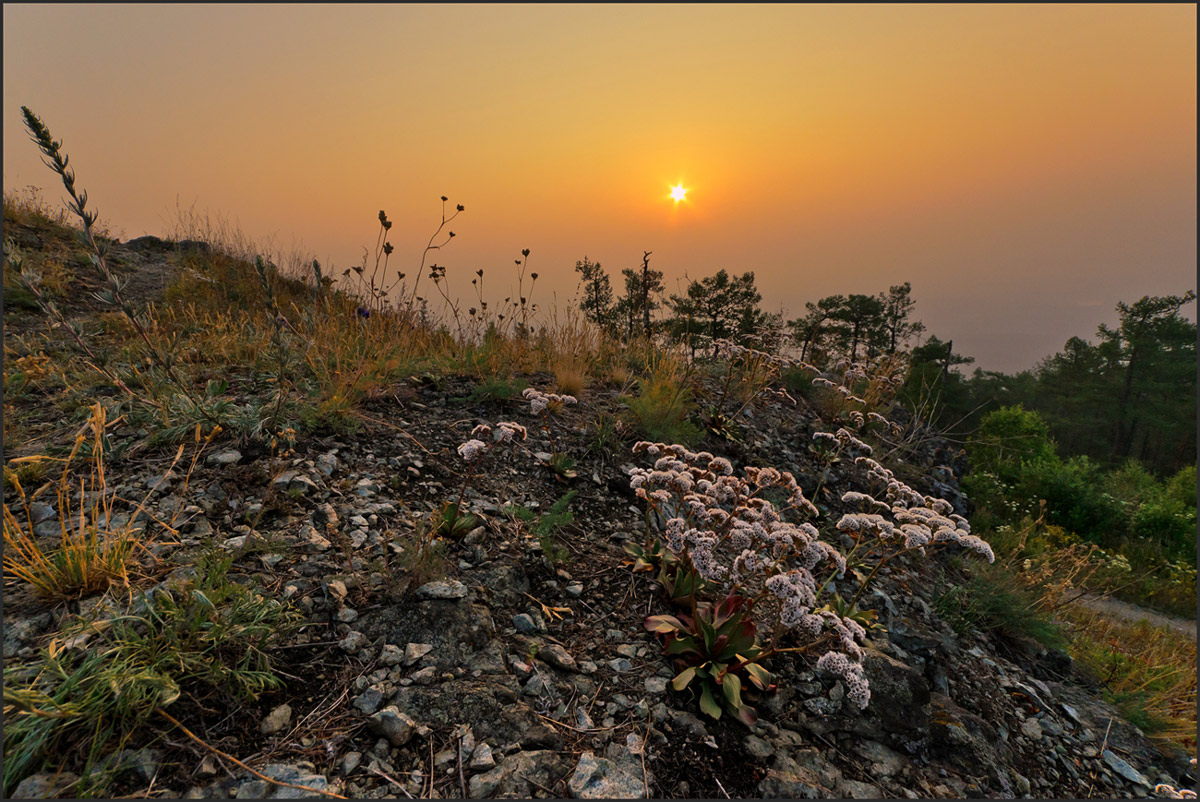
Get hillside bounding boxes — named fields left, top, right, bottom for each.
left=3, top=204, right=1196, bottom=800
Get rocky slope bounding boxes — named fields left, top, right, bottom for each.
left=3, top=230, right=1196, bottom=799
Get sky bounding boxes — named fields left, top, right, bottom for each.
left=4, top=4, right=1196, bottom=373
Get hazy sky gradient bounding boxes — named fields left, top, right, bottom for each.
left=4, top=4, right=1195, bottom=372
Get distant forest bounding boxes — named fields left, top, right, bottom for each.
left=902, top=291, right=1197, bottom=477
left=573, top=258, right=1195, bottom=476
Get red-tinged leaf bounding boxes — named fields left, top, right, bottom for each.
left=645, top=614, right=684, bottom=633
left=671, top=666, right=697, bottom=691
left=735, top=703, right=758, bottom=727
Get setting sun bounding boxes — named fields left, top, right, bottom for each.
left=670, top=183, right=687, bottom=202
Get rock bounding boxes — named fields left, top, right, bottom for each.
left=513, top=613, right=542, bottom=633
left=341, top=752, right=362, bottom=776
left=467, top=742, right=496, bottom=771
left=608, top=658, right=633, bottom=672
left=566, top=582, right=584, bottom=598
left=853, top=740, right=906, bottom=778
left=1020, top=717, right=1043, bottom=740
left=335, top=606, right=358, bottom=623
left=13, top=772, right=80, bottom=798
left=1102, top=749, right=1151, bottom=789
left=839, top=778, right=884, bottom=799
left=537, top=643, right=577, bottom=672
left=379, top=644, right=405, bottom=666
left=368, top=707, right=418, bottom=747
left=404, top=643, right=434, bottom=666
left=260, top=704, right=293, bottom=735
left=744, top=735, right=774, bottom=759
left=468, top=765, right=505, bottom=798
left=476, top=750, right=569, bottom=798
left=316, top=452, right=339, bottom=476
left=252, top=763, right=329, bottom=798
left=567, top=751, right=648, bottom=799
left=353, top=688, right=384, bottom=715
left=29, top=501, right=56, bottom=525
left=339, top=631, right=368, bottom=653
left=520, top=724, right=564, bottom=750
left=644, top=676, right=668, bottom=694
left=206, top=449, right=242, bottom=466
left=299, top=525, right=331, bottom=550
left=327, top=580, right=348, bottom=601
left=415, top=580, right=468, bottom=600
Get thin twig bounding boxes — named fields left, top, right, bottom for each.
left=368, top=766, right=415, bottom=799
left=158, top=709, right=346, bottom=799
left=458, top=736, right=466, bottom=799
left=714, top=777, right=731, bottom=798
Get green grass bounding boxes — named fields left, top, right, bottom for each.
left=3, top=549, right=301, bottom=796
left=933, top=562, right=1065, bottom=649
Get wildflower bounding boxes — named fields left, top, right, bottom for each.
left=494, top=421, right=527, bottom=442
left=356, top=306, right=370, bottom=319
left=457, top=439, right=488, bottom=462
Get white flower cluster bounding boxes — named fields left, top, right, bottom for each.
left=458, top=420, right=528, bottom=463
left=522, top=387, right=578, bottom=416
left=841, top=456, right=995, bottom=563
left=816, top=650, right=871, bottom=709
left=630, top=442, right=863, bottom=655
left=712, top=338, right=800, bottom=373
left=833, top=428, right=873, bottom=456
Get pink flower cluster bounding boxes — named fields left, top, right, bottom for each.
left=457, top=420, right=528, bottom=463
left=630, top=442, right=857, bottom=648
left=522, top=387, right=577, bottom=416
left=840, top=453, right=995, bottom=562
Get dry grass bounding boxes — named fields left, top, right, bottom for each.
left=1062, top=605, right=1197, bottom=751
left=3, top=403, right=216, bottom=601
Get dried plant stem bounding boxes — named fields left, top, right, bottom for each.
left=20, top=106, right=218, bottom=424
left=157, top=709, right=347, bottom=799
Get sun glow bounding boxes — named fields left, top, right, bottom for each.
left=670, top=183, right=687, bottom=202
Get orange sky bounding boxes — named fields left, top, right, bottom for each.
left=4, top=4, right=1195, bottom=372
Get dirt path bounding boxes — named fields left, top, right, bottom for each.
left=1076, top=593, right=1196, bottom=639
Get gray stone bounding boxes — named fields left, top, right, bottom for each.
left=13, top=772, right=80, bottom=798
left=368, top=706, right=418, bottom=746
left=644, top=676, right=668, bottom=694
left=339, top=631, right=368, bottom=653
left=341, top=751, right=362, bottom=776
left=566, top=582, right=584, bottom=598
left=608, top=658, right=633, bottom=672
left=513, top=613, right=541, bottom=633
left=839, top=778, right=884, bottom=798
left=29, top=501, right=56, bottom=525
left=853, top=740, right=906, bottom=778
left=416, top=580, right=468, bottom=600
left=405, top=642, right=434, bottom=665
left=353, top=688, right=384, bottom=715
left=379, top=644, right=405, bottom=666
left=468, top=765, right=505, bottom=798
left=1102, top=750, right=1151, bottom=789
left=207, top=449, right=242, bottom=466
left=1020, top=718, right=1043, bottom=741
left=335, top=606, right=358, bottom=623
left=468, top=742, right=496, bottom=771
left=260, top=704, right=293, bottom=735
left=567, top=751, right=647, bottom=799
left=744, top=735, right=774, bottom=759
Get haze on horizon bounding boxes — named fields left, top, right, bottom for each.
left=3, top=4, right=1195, bottom=374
